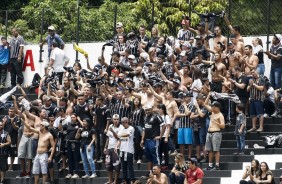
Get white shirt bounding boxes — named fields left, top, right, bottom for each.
left=160, top=115, right=172, bottom=138
left=191, top=78, right=202, bottom=104
left=106, top=124, right=122, bottom=149
left=118, top=125, right=134, bottom=154
left=54, top=115, right=71, bottom=128
left=50, top=47, right=69, bottom=72
left=267, top=87, right=275, bottom=103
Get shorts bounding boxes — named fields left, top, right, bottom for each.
left=178, top=128, right=193, bottom=145
left=7, top=144, right=17, bottom=157
left=144, top=139, right=159, bottom=165
left=0, top=155, right=8, bottom=171
left=205, top=132, right=222, bottom=152
left=193, top=128, right=207, bottom=146
left=250, top=100, right=264, bottom=117
left=211, top=81, right=222, bottom=93
left=105, top=148, right=120, bottom=171
left=18, top=135, right=34, bottom=159
left=32, top=152, right=48, bottom=175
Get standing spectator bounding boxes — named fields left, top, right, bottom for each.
left=185, top=158, right=204, bottom=184
left=254, top=162, right=274, bottom=184
left=252, top=38, right=265, bottom=75
left=0, top=121, right=11, bottom=183
left=265, top=34, right=282, bottom=89
left=105, top=114, right=121, bottom=184
left=247, top=70, right=265, bottom=132
left=0, top=37, right=9, bottom=88
left=9, top=28, right=24, bottom=88
left=191, top=69, right=202, bottom=104
left=204, top=93, right=225, bottom=170
left=240, top=159, right=260, bottom=184
left=141, top=105, right=163, bottom=170
left=177, top=18, right=194, bottom=46
left=113, top=22, right=125, bottom=43
left=49, top=42, right=69, bottom=85
left=118, top=117, right=135, bottom=184
left=233, top=103, right=246, bottom=155
left=39, top=25, right=65, bottom=58
left=130, top=98, right=145, bottom=164
left=94, top=96, right=110, bottom=163
left=75, top=118, right=97, bottom=178
left=169, top=153, right=188, bottom=184
left=264, top=81, right=275, bottom=117
left=147, top=165, right=168, bottom=184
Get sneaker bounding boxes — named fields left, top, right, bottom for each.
left=25, top=172, right=31, bottom=178
left=16, top=171, right=27, bottom=178
left=90, top=173, right=97, bottom=178
left=170, top=150, right=178, bottom=156
left=137, top=159, right=142, bottom=164
left=247, top=128, right=256, bottom=133
left=256, top=127, right=263, bottom=132
left=65, top=174, right=72, bottom=179
left=233, top=152, right=239, bottom=155
left=82, top=175, right=89, bottom=178
left=71, top=174, right=79, bottom=179
left=263, top=113, right=269, bottom=118
left=214, top=165, right=220, bottom=170
left=238, top=152, right=245, bottom=155
left=271, top=111, right=277, bottom=117
left=205, top=166, right=213, bottom=170
left=96, top=159, right=103, bottom=163
left=161, top=160, right=165, bottom=165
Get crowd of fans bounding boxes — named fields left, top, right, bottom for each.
left=0, top=10, right=282, bottom=184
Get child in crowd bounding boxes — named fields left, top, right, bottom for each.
left=234, top=103, right=246, bottom=155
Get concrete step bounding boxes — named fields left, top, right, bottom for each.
left=221, top=140, right=264, bottom=148
left=219, top=148, right=282, bottom=155
left=222, top=132, right=281, bottom=140
left=275, top=162, right=282, bottom=169
left=224, top=124, right=282, bottom=132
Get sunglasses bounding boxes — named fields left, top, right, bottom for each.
left=116, top=27, right=122, bottom=29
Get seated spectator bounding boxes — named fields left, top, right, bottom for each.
left=240, top=159, right=260, bottom=184
left=185, top=158, right=204, bottom=184
left=254, top=162, right=274, bottom=184
left=169, top=153, right=188, bottom=184
left=147, top=165, right=168, bottom=184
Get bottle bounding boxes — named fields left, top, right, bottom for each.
left=250, top=151, right=254, bottom=155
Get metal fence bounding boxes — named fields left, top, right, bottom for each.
left=0, top=0, right=281, bottom=58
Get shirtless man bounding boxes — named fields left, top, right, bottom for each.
left=230, top=34, right=245, bottom=56
left=147, top=165, right=168, bottom=184
left=172, top=54, right=193, bottom=87
left=204, top=93, right=225, bottom=170
left=241, top=45, right=259, bottom=76
left=131, top=84, right=157, bottom=109
left=226, top=42, right=242, bottom=70
left=149, top=85, right=179, bottom=119
left=223, top=14, right=244, bottom=43
left=202, top=52, right=226, bottom=93
left=213, top=26, right=227, bottom=52
left=21, top=114, right=55, bottom=184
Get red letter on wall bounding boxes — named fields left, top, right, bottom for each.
left=22, top=50, right=35, bottom=71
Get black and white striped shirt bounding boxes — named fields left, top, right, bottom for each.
left=10, top=35, right=24, bottom=58
left=130, top=108, right=145, bottom=127
left=250, top=76, right=265, bottom=101
left=179, top=103, right=194, bottom=128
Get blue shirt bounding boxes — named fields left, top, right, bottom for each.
left=46, top=34, right=64, bottom=57
left=0, top=45, right=9, bottom=65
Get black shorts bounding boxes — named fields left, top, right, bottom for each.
left=0, top=155, right=8, bottom=171
left=7, top=144, right=17, bottom=157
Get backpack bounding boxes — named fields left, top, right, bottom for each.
left=263, top=134, right=282, bottom=148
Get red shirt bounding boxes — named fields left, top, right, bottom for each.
left=185, top=167, right=204, bottom=184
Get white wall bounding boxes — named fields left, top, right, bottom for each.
left=3, top=36, right=273, bottom=87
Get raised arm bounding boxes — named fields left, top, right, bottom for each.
left=204, top=92, right=212, bottom=112
left=148, top=84, right=163, bottom=102
left=21, top=113, right=39, bottom=134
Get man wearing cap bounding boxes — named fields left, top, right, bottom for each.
left=113, top=22, right=125, bottom=43
left=9, top=28, right=24, bottom=88
left=39, top=25, right=65, bottom=59
left=0, top=37, right=9, bottom=88
left=265, top=34, right=282, bottom=89
left=141, top=105, right=163, bottom=170
left=192, top=36, right=210, bottom=61
left=185, top=158, right=204, bottom=184
left=226, top=41, right=242, bottom=70
left=21, top=114, right=55, bottom=184
left=230, top=34, right=245, bottom=56
left=177, top=18, right=194, bottom=46
left=204, top=93, right=225, bottom=170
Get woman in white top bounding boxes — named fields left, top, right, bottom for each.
left=158, top=104, right=172, bottom=169
left=252, top=38, right=265, bottom=76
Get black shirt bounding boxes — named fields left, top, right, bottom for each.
left=131, top=108, right=145, bottom=127
left=234, top=74, right=249, bottom=99
left=65, top=122, right=79, bottom=140
left=73, top=103, right=92, bottom=125
left=80, top=128, right=95, bottom=145
left=94, top=105, right=110, bottom=130
left=42, top=104, right=56, bottom=117
left=144, top=113, right=163, bottom=139
left=4, top=116, right=20, bottom=144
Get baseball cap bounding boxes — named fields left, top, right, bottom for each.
left=211, top=101, right=221, bottom=108
left=48, top=25, right=55, bottom=31
left=128, top=55, right=135, bottom=60
left=112, top=114, right=119, bottom=119
left=173, top=79, right=181, bottom=85
left=274, top=34, right=282, bottom=43
left=153, top=83, right=162, bottom=88
left=144, top=104, right=153, bottom=110
left=187, top=158, right=198, bottom=165
left=116, top=22, right=123, bottom=28
left=40, top=121, right=49, bottom=127
left=140, top=52, right=149, bottom=61
left=195, top=35, right=202, bottom=40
